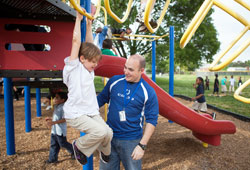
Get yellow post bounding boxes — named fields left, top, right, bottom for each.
left=104, top=78, right=108, bottom=122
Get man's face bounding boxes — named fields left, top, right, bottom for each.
left=124, top=57, right=144, bottom=82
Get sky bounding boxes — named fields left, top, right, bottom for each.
left=211, top=0, right=250, bottom=62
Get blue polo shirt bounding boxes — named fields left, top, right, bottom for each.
left=97, top=75, right=159, bottom=140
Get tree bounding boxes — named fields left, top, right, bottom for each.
left=96, top=0, right=220, bottom=71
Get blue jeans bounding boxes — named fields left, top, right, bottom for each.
left=48, top=134, right=74, bottom=162
left=99, top=138, right=141, bottom=170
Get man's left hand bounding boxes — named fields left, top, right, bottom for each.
left=131, top=145, right=144, bottom=160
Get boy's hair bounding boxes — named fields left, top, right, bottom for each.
left=56, top=92, right=68, bottom=101
left=126, top=27, right=132, bottom=33
left=79, top=42, right=102, bottom=61
left=215, top=74, right=218, bottom=78
left=102, top=39, right=113, bottom=49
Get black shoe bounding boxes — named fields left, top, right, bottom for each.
left=149, top=20, right=158, bottom=28
left=212, top=112, right=216, bottom=120
left=45, top=160, right=58, bottom=164
left=100, top=152, right=110, bottom=164
left=71, top=154, right=75, bottom=160
left=72, top=140, right=87, bottom=165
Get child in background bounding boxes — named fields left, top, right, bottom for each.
left=213, top=74, right=219, bottom=96
left=45, top=92, right=74, bottom=164
left=229, top=75, right=235, bottom=92
left=221, top=76, right=227, bottom=94
left=101, top=39, right=118, bottom=56
left=192, top=77, right=216, bottom=120
left=63, top=9, right=113, bottom=165
left=205, top=76, right=209, bottom=90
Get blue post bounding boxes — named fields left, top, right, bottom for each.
left=3, top=78, right=16, bottom=155
left=169, top=26, right=174, bottom=123
left=80, top=0, right=93, bottom=169
left=24, top=86, right=31, bottom=132
left=152, top=37, right=156, bottom=82
left=36, top=88, right=41, bottom=117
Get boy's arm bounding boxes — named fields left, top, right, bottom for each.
left=46, top=118, right=66, bottom=126
left=69, top=11, right=84, bottom=61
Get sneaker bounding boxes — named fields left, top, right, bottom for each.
left=71, top=154, right=75, bottom=160
left=45, top=160, right=58, bottom=164
left=41, top=103, right=46, bottom=107
left=45, top=105, right=52, bottom=110
left=100, top=152, right=110, bottom=164
left=212, top=112, right=216, bottom=120
left=72, top=140, right=87, bottom=165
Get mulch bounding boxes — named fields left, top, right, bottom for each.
left=0, top=97, right=249, bottom=170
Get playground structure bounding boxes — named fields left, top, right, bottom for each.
left=0, top=0, right=239, bottom=169
left=180, top=0, right=250, bottom=104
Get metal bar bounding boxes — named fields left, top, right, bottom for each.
left=36, top=88, right=42, bottom=117
left=4, top=78, right=16, bottom=155
left=24, top=85, right=31, bottom=132
left=169, top=26, right=174, bottom=97
left=152, top=36, right=156, bottom=82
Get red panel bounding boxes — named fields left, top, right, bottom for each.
left=95, top=55, right=236, bottom=146
left=0, top=18, right=74, bottom=70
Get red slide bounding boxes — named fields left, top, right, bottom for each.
left=95, top=55, right=236, bottom=146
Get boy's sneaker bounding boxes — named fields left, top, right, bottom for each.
left=41, top=103, right=46, bottom=107
left=138, top=24, right=148, bottom=32
left=45, top=105, right=52, bottom=110
left=212, top=112, right=216, bottom=120
left=149, top=19, right=158, bottom=28
left=100, top=152, right=110, bottom=164
left=72, top=140, right=87, bottom=165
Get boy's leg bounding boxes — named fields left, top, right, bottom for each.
left=48, top=134, right=60, bottom=162
left=57, top=135, right=74, bottom=157
left=92, top=115, right=113, bottom=156
left=66, top=114, right=111, bottom=157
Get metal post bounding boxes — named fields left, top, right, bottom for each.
left=36, top=88, right=41, bottom=117
left=3, top=78, right=16, bottom=155
left=24, top=86, right=31, bottom=132
left=80, top=0, right=93, bottom=169
left=152, top=36, right=156, bottom=82
left=169, top=26, right=174, bottom=123
left=169, top=26, right=174, bottom=96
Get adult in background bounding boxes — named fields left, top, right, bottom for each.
left=97, top=54, right=159, bottom=170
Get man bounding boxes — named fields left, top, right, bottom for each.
left=97, top=54, right=159, bottom=170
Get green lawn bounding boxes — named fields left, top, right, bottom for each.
left=95, top=74, right=250, bottom=117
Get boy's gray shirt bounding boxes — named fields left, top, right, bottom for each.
left=51, top=103, right=67, bottom=136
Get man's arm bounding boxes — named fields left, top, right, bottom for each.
left=131, top=123, right=155, bottom=160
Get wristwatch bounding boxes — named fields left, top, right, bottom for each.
left=138, top=143, right=147, bottom=150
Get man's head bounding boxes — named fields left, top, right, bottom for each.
left=125, top=28, right=132, bottom=35
left=124, top=54, right=146, bottom=82
left=79, top=42, right=102, bottom=72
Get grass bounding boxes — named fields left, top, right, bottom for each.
left=94, top=74, right=250, bottom=118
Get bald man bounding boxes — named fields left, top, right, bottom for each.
left=97, top=54, right=159, bottom=170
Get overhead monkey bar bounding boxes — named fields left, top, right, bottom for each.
left=69, top=0, right=102, bottom=20
left=180, top=0, right=250, bottom=71
left=144, top=0, right=171, bottom=33
left=103, top=0, right=133, bottom=23
left=111, top=33, right=169, bottom=41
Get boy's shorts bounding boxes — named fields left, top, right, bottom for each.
left=192, top=101, right=207, bottom=112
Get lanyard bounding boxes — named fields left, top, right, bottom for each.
left=123, top=79, right=142, bottom=109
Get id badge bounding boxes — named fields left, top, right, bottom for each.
left=119, top=110, right=126, bottom=122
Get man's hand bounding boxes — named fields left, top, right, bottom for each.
left=131, top=145, right=144, bottom=160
